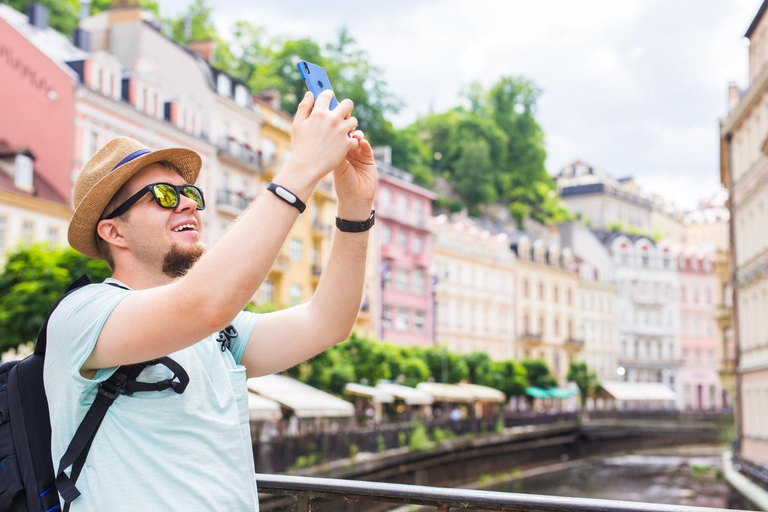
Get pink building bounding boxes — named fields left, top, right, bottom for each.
left=374, top=159, right=437, bottom=346
left=0, top=4, right=77, bottom=203
left=677, top=248, right=724, bottom=410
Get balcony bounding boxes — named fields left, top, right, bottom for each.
left=376, top=207, right=429, bottom=230
left=271, top=253, right=290, bottom=274
left=314, top=178, right=335, bottom=200
left=312, top=220, right=333, bottom=238
left=715, top=304, right=732, bottom=328
left=519, top=332, right=543, bottom=345
left=564, top=337, right=585, bottom=351
left=216, top=189, right=251, bottom=217
left=217, top=137, right=262, bottom=171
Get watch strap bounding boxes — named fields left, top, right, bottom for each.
left=336, top=210, right=375, bottom=233
left=267, top=182, right=306, bottom=213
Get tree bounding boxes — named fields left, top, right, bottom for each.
left=9, top=0, right=159, bottom=36
left=567, top=362, right=600, bottom=411
left=487, top=360, right=528, bottom=400
left=422, top=346, right=468, bottom=383
left=0, top=244, right=111, bottom=351
left=521, top=359, right=557, bottom=389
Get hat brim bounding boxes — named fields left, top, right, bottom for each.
left=68, top=147, right=203, bottom=260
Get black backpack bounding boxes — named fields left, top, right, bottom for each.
left=0, top=275, right=206, bottom=512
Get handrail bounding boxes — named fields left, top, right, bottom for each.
left=256, top=473, right=740, bottom=512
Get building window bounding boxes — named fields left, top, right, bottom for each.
left=397, top=194, right=408, bottom=213
left=413, top=269, right=424, bottom=294
left=0, top=217, right=5, bottom=253
left=538, top=281, right=545, bottom=300
left=642, top=255, right=649, bottom=268
left=682, top=349, right=689, bottom=364
left=553, top=286, right=559, bottom=304
left=554, top=316, right=560, bottom=336
left=396, top=308, right=408, bottom=330
left=398, top=232, right=408, bottom=251
left=695, top=349, right=701, bottom=366
left=413, top=236, right=423, bottom=254
left=290, top=238, right=303, bottom=262
left=383, top=225, right=392, bottom=244
left=538, top=315, right=545, bottom=336
left=680, top=285, right=686, bottom=303
left=311, top=203, right=319, bottom=223
left=47, top=227, right=58, bottom=247
left=523, top=279, right=529, bottom=298
left=381, top=188, right=391, bottom=209
left=414, top=310, right=425, bottom=332
left=414, top=201, right=424, bottom=222
left=261, top=279, right=274, bottom=303
left=397, top=268, right=409, bottom=290
left=567, top=288, right=572, bottom=306
left=383, top=306, right=392, bottom=328
left=22, top=221, right=33, bottom=245
left=311, top=247, right=318, bottom=266
left=708, top=350, right=715, bottom=368
left=14, top=154, right=34, bottom=190
left=289, top=284, right=302, bottom=306
left=523, top=313, right=530, bottom=333
left=217, top=73, right=232, bottom=97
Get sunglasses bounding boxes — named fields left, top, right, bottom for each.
left=106, top=182, right=205, bottom=219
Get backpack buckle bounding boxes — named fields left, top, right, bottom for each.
left=97, top=372, right=128, bottom=400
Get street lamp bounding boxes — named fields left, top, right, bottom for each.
left=617, top=366, right=626, bottom=378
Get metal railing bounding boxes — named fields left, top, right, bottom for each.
left=256, top=473, right=739, bottom=511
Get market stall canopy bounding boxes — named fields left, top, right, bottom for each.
left=416, top=382, right=475, bottom=403
left=247, top=374, right=354, bottom=418
left=600, top=381, right=677, bottom=401
left=525, top=387, right=551, bottom=399
left=344, top=383, right=395, bottom=404
left=458, top=383, right=506, bottom=403
left=548, top=387, right=577, bottom=399
left=247, top=392, right=282, bottom=422
left=375, top=383, right=434, bottom=405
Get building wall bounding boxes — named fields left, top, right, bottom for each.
left=578, top=278, right=619, bottom=382
left=677, top=253, right=724, bottom=411
left=0, top=190, right=71, bottom=264
left=742, top=368, right=768, bottom=465
left=432, top=215, right=516, bottom=360
left=0, top=8, right=76, bottom=202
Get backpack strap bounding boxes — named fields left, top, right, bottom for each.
left=56, top=358, right=189, bottom=511
left=34, top=274, right=93, bottom=356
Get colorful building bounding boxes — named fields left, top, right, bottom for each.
left=372, top=156, right=437, bottom=346
left=432, top=213, right=516, bottom=360
left=677, top=248, right=724, bottom=410
left=511, top=236, right=581, bottom=383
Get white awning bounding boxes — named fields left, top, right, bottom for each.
left=416, top=382, right=475, bottom=403
left=247, top=392, right=282, bottom=422
left=247, top=374, right=354, bottom=418
left=601, top=381, right=677, bottom=401
left=459, top=383, right=507, bottom=403
left=375, top=383, right=434, bottom=405
left=344, top=383, right=395, bottom=403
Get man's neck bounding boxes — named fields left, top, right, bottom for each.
left=112, top=266, right=176, bottom=290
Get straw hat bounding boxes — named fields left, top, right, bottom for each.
left=68, top=136, right=202, bottom=259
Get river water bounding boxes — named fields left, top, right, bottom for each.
left=488, top=452, right=736, bottom=509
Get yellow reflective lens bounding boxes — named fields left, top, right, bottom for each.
left=182, top=186, right=204, bottom=209
left=153, top=184, right=178, bottom=208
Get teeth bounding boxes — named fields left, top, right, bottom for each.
left=172, top=224, right=196, bottom=232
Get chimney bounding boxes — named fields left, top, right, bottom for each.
left=188, top=40, right=216, bottom=63
left=27, top=3, right=49, bottom=29
left=73, top=29, right=90, bottom=51
left=373, top=146, right=392, bottom=165
left=728, top=82, right=740, bottom=112
left=256, top=89, right=281, bottom=109
left=79, top=0, right=91, bottom=20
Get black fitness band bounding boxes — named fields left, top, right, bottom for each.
left=267, top=182, right=306, bottom=213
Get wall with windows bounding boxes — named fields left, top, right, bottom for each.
left=0, top=191, right=71, bottom=265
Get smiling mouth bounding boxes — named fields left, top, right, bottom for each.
left=171, top=224, right=197, bottom=233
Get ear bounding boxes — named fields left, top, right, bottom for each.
left=96, top=219, right=128, bottom=250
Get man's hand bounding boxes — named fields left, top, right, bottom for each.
left=277, top=91, right=359, bottom=200
left=334, top=130, right=377, bottom=220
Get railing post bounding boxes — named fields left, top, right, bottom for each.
left=297, top=492, right=310, bottom=512
left=436, top=505, right=450, bottom=512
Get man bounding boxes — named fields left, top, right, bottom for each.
left=44, top=90, right=376, bottom=510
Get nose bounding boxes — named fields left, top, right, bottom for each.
left=176, top=192, right=198, bottom=212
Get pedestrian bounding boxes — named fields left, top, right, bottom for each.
left=44, top=90, right=376, bottom=510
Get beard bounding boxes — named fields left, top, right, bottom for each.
left=161, top=242, right=206, bottom=278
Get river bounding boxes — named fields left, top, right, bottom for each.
left=487, top=450, right=740, bottom=509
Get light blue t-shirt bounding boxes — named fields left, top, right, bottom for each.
left=43, top=278, right=262, bottom=511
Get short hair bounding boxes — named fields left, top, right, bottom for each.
left=95, top=160, right=184, bottom=270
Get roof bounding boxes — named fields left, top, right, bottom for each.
left=375, top=383, right=434, bottom=405
left=0, top=143, right=68, bottom=205
left=344, top=383, right=395, bottom=404
left=416, top=382, right=475, bottom=403
left=247, top=374, right=354, bottom=419
left=600, top=381, right=677, bottom=402
left=458, top=383, right=506, bottom=402
left=247, top=392, right=282, bottom=422
left=746, top=0, right=768, bottom=38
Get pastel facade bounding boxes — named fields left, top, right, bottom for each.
left=432, top=214, right=516, bottom=360
left=677, top=249, right=724, bottom=410
left=719, top=0, right=768, bottom=466
left=374, top=160, right=436, bottom=346
left=511, top=237, right=581, bottom=383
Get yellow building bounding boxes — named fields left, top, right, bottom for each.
left=253, top=95, right=336, bottom=309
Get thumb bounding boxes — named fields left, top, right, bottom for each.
left=294, top=91, right=313, bottom=123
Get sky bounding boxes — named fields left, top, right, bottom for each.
left=159, top=0, right=761, bottom=211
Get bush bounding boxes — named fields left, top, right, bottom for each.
left=408, top=422, right=434, bottom=451
left=376, top=434, right=386, bottom=453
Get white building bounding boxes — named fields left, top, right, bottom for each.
left=432, top=214, right=516, bottom=360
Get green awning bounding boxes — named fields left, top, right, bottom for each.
left=548, top=387, right=576, bottom=399
left=525, top=387, right=551, bottom=399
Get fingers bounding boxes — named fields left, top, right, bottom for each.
left=294, top=91, right=314, bottom=123
left=343, top=116, right=358, bottom=134
left=313, top=89, right=335, bottom=111
left=336, top=98, right=354, bottom=119
left=347, top=135, right=360, bottom=151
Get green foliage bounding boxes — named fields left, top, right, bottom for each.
left=522, top=359, right=557, bottom=389
left=397, top=431, right=407, bottom=447
left=0, top=244, right=111, bottom=351
left=422, top=346, right=468, bottom=383
left=9, top=0, right=159, bottom=36
left=244, top=301, right=282, bottom=314
left=431, top=426, right=455, bottom=444
left=566, top=362, right=600, bottom=411
left=408, top=422, right=434, bottom=451
left=376, top=434, right=386, bottom=453
left=494, top=416, right=505, bottom=434
left=348, top=443, right=358, bottom=460
left=486, top=360, right=528, bottom=399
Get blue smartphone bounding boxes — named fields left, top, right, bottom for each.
left=297, top=60, right=339, bottom=110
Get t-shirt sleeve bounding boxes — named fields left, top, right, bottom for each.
left=47, top=284, right=131, bottom=387
left=229, top=310, right=263, bottom=366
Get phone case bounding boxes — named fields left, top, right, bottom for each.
left=297, top=60, right=339, bottom=110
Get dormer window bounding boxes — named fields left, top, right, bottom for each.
left=15, top=154, right=34, bottom=191
left=235, top=85, right=249, bottom=107
left=217, top=74, right=232, bottom=97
